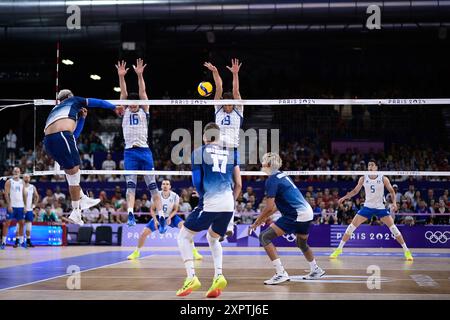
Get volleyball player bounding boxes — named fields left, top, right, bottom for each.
left=1, top=167, right=26, bottom=249
left=22, top=174, right=39, bottom=247
left=115, top=59, right=163, bottom=227
left=204, top=58, right=243, bottom=240
left=127, top=179, right=202, bottom=260
left=176, top=123, right=242, bottom=298
left=330, top=159, right=413, bottom=261
left=44, top=90, right=121, bottom=225
left=249, top=153, right=325, bottom=284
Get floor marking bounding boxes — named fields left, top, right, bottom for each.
left=410, top=274, right=439, bottom=287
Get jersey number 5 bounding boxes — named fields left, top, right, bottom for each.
left=129, top=113, right=139, bottom=125
left=211, top=154, right=228, bottom=173
left=370, top=185, right=375, bottom=193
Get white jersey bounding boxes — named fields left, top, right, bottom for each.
left=214, top=105, right=243, bottom=148
left=24, top=184, right=36, bottom=212
left=153, top=191, right=180, bottom=218
left=9, top=178, right=24, bottom=208
left=122, top=108, right=149, bottom=149
left=363, top=174, right=385, bottom=209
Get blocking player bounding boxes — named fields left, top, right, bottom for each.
left=115, top=59, right=163, bottom=227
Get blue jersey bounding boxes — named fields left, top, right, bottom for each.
left=191, top=144, right=238, bottom=212
left=44, top=96, right=115, bottom=132
left=265, top=171, right=313, bottom=222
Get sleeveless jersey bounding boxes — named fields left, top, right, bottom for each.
left=25, top=184, right=36, bottom=211
left=363, top=174, right=385, bottom=209
left=122, top=108, right=149, bottom=149
left=9, top=178, right=24, bottom=208
left=214, top=105, right=243, bottom=148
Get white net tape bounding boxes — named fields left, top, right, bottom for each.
left=31, top=169, right=450, bottom=177
left=34, top=98, right=450, bottom=106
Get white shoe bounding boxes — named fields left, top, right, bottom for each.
left=80, top=195, right=101, bottom=210
left=301, top=267, right=325, bottom=280
left=264, top=271, right=290, bottom=285
left=68, top=209, right=84, bottom=225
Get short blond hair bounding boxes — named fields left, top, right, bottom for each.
left=262, top=152, right=282, bottom=171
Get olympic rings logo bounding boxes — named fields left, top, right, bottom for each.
left=424, top=231, right=450, bottom=244
left=282, top=234, right=296, bottom=242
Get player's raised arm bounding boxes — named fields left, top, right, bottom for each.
left=204, top=62, right=223, bottom=100
left=115, top=60, right=129, bottom=100
left=337, top=176, right=365, bottom=205
left=73, top=108, right=87, bottom=139
left=226, top=58, right=242, bottom=100
left=383, top=176, right=398, bottom=212
left=232, top=164, right=242, bottom=201
left=133, top=58, right=149, bottom=113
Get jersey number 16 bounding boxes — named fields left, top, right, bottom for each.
left=129, top=113, right=139, bottom=125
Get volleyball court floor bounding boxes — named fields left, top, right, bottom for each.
left=0, top=246, right=449, bottom=300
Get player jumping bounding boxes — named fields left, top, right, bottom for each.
left=115, top=59, right=163, bottom=227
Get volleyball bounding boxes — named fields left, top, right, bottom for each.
left=198, top=81, right=213, bottom=97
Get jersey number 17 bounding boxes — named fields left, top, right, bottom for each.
left=211, top=154, right=228, bottom=173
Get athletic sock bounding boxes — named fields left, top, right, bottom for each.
left=71, top=200, right=80, bottom=210
left=207, top=233, right=223, bottom=278
left=184, top=260, right=195, bottom=279
left=401, top=242, right=409, bottom=251
left=2, top=236, right=6, bottom=244
left=272, top=258, right=285, bottom=274
left=309, top=259, right=319, bottom=271
left=337, top=240, right=345, bottom=250
left=18, top=236, right=23, bottom=244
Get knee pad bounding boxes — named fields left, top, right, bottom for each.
left=259, top=227, right=277, bottom=247
left=26, top=222, right=32, bottom=232
left=177, top=227, right=194, bottom=245
left=389, top=224, right=401, bottom=237
left=126, top=175, right=137, bottom=195
left=345, top=224, right=356, bottom=236
left=296, top=237, right=309, bottom=253
left=144, top=175, right=158, bottom=194
left=66, top=171, right=80, bottom=186
left=207, top=231, right=220, bottom=244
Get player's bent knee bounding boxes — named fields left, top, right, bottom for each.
left=126, top=180, right=137, bottom=195
left=259, top=227, right=277, bottom=247
left=389, top=224, right=401, bottom=237
left=296, top=237, right=309, bottom=253
left=65, top=171, right=80, bottom=186
left=345, top=223, right=356, bottom=236
left=206, top=231, right=220, bottom=244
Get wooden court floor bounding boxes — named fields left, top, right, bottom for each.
left=0, top=246, right=449, bottom=300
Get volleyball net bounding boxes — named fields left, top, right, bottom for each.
left=0, top=97, right=449, bottom=181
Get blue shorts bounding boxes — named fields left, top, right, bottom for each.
left=357, top=207, right=390, bottom=219
left=183, top=207, right=233, bottom=237
left=7, top=208, right=24, bottom=221
left=275, top=216, right=312, bottom=235
left=146, top=215, right=183, bottom=233
left=25, top=211, right=34, bottom=222
left=124, top=147, right=154, bottom=171
left=43, top=131, right=81, bottom=170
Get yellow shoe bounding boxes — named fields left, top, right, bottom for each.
left=404, top=250, right=413, bottom=261
left=176, top=276, right=201, bottom=297
left=206, top=275, right=227, bottom=298
left=329, top=248, right=342, bottom=259
left=127, top=249, right=140, bottom=260
left=193, top=247, right=203, bottom=260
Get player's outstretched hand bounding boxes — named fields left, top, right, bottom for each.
left=337, top=197, right=346, bottom=206
left=115, top=60, right=129, bottom=76
left=204, top=62, right=218, bottom=73
left=114, top=105, right=125, bottom=116
left=79, top=107, right=88, bottom=118
left=226, top=58, right=242, bottom=74
left=133, top=58, right=147, bottom=75
left=166, top=217, right=172, bottom=226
